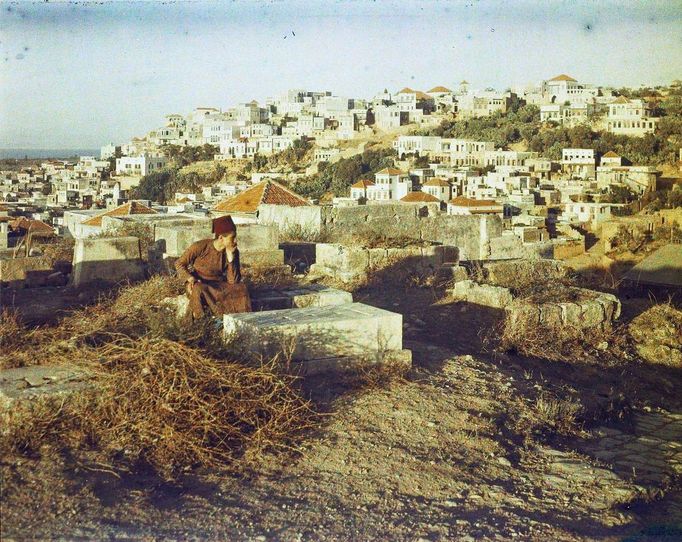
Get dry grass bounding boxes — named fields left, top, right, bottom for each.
left=629, top=302, right=682, bottom=367
left=490, top=303, right=632, bottom=366
left=354, top=357, right=411, bottom=390
left=279, top=223, right=330, bottom=244
left=0, top=275, right=318, bottom=479
left=1, top=337, right=316, bottom=479
left=511, top=392, right=585, bottom=441
left=0, top=308, right=24, bottom=356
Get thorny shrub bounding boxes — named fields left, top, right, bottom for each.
left=0, top=276, right=319, bottom=478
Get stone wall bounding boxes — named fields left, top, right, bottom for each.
left=449, top=279, right=621, bottom=329
left=0, top=256, right=55, bottom=288
left=71, top=236, right=146, bottom=287
left=310, top=243, right=459, bottom=283
left=507, top=290, right=621, bottom=330
left=258, top=203, right=502, bottom=261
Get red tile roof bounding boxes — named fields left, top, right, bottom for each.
left=401, top=191, right=440, bottom=203
left=428, top=86, right=452, bottom=93
left=82, top=201, right=157, bottom=227
left=213, top=180, right=309, bottom=213
left=449, top=196, right=500, bottom=207
left=602, top=151, right=620, bottom=158
left=9, top=217, right=55, bottom=235
left=376, top=167, right=406, bottom=176
left=351, top=179, right=375, bottom=189
left=549, top=74, right=577, bottom=82
left=423, top=177, right=451, bottom=187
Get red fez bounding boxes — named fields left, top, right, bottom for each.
left=213, top=215, right=237, bottom=236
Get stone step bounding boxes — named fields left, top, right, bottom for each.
left=223, top=302, right=408, bottom=373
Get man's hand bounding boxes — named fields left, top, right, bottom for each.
left=187, top=276, right=200, bottom=292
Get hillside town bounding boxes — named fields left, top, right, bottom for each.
left=2, top=72, right=682, bottom=541
left=1, top=74, right=681, bottom=259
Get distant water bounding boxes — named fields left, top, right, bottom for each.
left=0, top=148, right=100, bottom=160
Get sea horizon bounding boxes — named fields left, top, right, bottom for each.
left=0, top=148, right=101, bottom=160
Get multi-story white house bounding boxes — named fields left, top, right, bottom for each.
left=373, top=105, right=409, bottom=130
left=483, top=150, right=538, bottom=168
left=541, top=74, right=599, bottom=105
left=561, top=202, right=614, bottom=225
left=456, top=91, right=514, bottom=118
left=540, top=102, right=595, bottom=126
left=561, top=148, right=596, bottom=179
left=442, top=139, right=495, bottom=166
left=605, top=97, right=659, bottom=137
left=349, top=179, right=375, bottom=200
left=100, top=143, right=121, bottom=160
left=115, top=154, right=167, bottom=176
left=596, top=165, right=660, bottom=195
left=365, top=168, right=412, bottom=201
left=421, top=178, right=453, bottom=202
left=394, top=136, right=443, bottom=159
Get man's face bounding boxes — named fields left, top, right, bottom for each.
left=218, top=232, right=237, bottom=251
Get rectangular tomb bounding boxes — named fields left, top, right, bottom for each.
left=223, top=302, right=409, bottom=374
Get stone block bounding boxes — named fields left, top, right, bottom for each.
left=155, top=223, right=212, bottom=258
left=580, top=301, right=606, bottom=328
left=539, top=303, right=563, bottom=327
left=237, top=223, right=279, bottom=251
left=315, top=244, right=370, bottom=276
left=436, top=264, right=469, bottom=283
left=0, top=257, right=53, bottom=288
left=558, top=302, right=582, bottom=325
left=251, top=284, right=353, bottom=311
left=239, top=249, right=285, bottom=267
left=223, top=302, right=403, bottom=363
left=71, top=236, right=145, bottom=287
left=449, top=280, right=513, bottom=308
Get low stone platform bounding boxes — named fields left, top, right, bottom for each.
left=163, top=285, right=353, bottom=319
left=223, top=302, right=411, bottom=375
left=0, top=365, right=93, bottom=414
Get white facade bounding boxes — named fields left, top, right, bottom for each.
left=374, top=105, right=408, bottom=130
left=115, top=154, right=167, bottom=176
left=366, top=169, right=412, bottom=201
left=605, top=98, right=659, bottom=137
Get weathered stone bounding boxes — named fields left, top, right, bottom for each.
left=223, top=303, right=405, bottom=371
left=539, top=303, right=563, bottom=327
left=436, top=264, right=468, bottom=283
left=448, top=280, right=513, bottom=308
left=580, top=301, right=605, bottom=328
left=239, top=249, right=285, bottom=267
left=0, top=256, right=54, bottom=288
left=163, top=285, right=353, bottom=318
left=71, top=236, right=145, bottom=287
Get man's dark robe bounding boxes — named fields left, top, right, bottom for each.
left=174, top=238, right=251, bottom=319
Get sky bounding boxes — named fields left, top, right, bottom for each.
left=1, top=0, right=681, bottom=149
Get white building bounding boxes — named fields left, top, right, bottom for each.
left=561, top=202, right=614, bottom=225
left=394, top=136, right=443, bottom=159
left=447, top=196, right=503, bottom=215
left=366, top=168, right=412, bottom=201
left=561, top=148, right=596, bottom=179
left=421, top=178, right=453, bottom=202
left=350, top=179, right=375, bottom=200
left=456, top=91, right=514, bottom=119
left=540, top=102, right=595, bottom=126
left=373, top=105, right=409, bottom=130
left=541, top=74, right=599, bottom=105
left=605, top=97, right=659, bottom=137
left=115, top=154, right=167, bottom=176
left=596, top=165, right=660, bottom=195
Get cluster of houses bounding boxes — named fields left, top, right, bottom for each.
left=0, top=75, right=674, bottom=259
left=346, top=135, right=661, bottom=229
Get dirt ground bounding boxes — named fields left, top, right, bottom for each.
left=1, top=282, right=681, bottom=541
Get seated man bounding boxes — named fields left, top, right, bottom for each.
left=175, top=215, right=252, bottom=319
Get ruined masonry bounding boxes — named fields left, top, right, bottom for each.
left=71, top=236, right=145, bottom=287
left=224, top=302, right=411, bottom=375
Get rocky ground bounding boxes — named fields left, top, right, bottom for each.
left=1, top=283, right=681, bottom=541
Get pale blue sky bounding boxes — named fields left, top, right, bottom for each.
left=1, top=0, right=681, bottom=149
